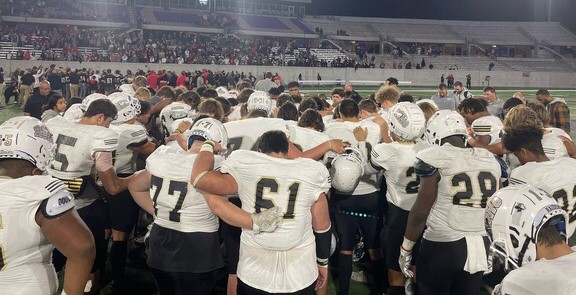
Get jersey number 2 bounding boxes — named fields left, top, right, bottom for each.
left=451, top=172, right=497, bottom=208
left=255, top=178, right=299, bottom=220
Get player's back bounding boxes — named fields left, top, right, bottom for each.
left=288, top=124, right=330, bottom=152
left=221, top=150, right=330, bottom=250
left=416, top=144, right=502, bottom=242
left=542, top=130, right=569, bottom=159
left=224, top=118, right=290, bottom=153
left=110, top=123, right=148, bottom=174
left=372, top=142, right=421, bottom=211
left=0, top=176, right=69, bottom=294
left=146, top=146, right=220, bottom=233
left=498, top=250, right=576, bottom=295
left=509, top=157, right=576, bottom=236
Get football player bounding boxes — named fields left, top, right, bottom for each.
left=486, top=185, right=576, bottom=295
left=191, top=130, right=332, bottom=294
left=107, top=93, right=156, bottom=291
left=159, top=90, right=200, bottom=139
left=128, top=118, right=282, bottom=294
left=0, top=117, right=94, bottom=295
left=324, top=99, right=386, bottom=295
left=355, top=102, right=427, bottom=295
left=457, top=98, right=504, bottom=154
left=47, top=98, right=130, bottom=293
left=503, top=124, right=576, bottom=239
left=400, top=110, right=505, bottom=295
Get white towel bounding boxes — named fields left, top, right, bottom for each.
left=463, top=235, right=489, bottom=274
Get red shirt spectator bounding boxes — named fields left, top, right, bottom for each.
left=176, top=72, right=187, bottom=87
left=147, top=70, right=166, bottom=90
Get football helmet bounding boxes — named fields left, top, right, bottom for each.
left=63, top=103, right=84, bottom=122
left=415, top=98, right=439, bottom=110
left=108, top=92, right=137, bottom=124
left=424, top=110, right=468, bottom=146
left=80, top=93, right=108, bottom=112
left=330, top=147, right=365, bottom=193
left=216, top=86, right=229, bottom=97
left=485, top=184, right=567, bottom=271
left=389, top=102, right=427, bottom=142
left=224, top=90, right=238, bottom=99
left=0, top=116, right=54, bottom=172
left=247, top=91, right=273, bottom=115
left=188, top=118, right=228, bottom=149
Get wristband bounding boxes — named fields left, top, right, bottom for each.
left=192, top=170, right=209, bottom=188
left=200, top=143, right=214, bottom=153
left=204, top=140, right=215, bottom=147
left=174, top=129, right=183, bottom=134
left=401, top=237, right=416, bottom=252
left=317, top=258, right=329, bottom=268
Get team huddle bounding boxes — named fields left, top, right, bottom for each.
left=1, top=76, right=576, bottom=295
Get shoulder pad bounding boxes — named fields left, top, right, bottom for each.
left=40, top=189, right=75, bottom=219
left=414, top=159, right=438, bottom=177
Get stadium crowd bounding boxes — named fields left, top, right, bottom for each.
left=1, top=58, right=575, bottom=295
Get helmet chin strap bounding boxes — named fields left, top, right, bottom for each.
left=516, top=235, right=533, bottom=268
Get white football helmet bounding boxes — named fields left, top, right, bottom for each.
left=188, top=118, right=228, bottom=149
left=0, top=116, right=54, bottom=172
left=389, top=102, right=427, bottom=142
left=424, top=110, right=468, bottom=146
left=225, top=90, right=238, bottom=99
left=216, top=86, right=229, bottom=97
left=330, top=147, right=365, bottom=193
left=108, top=92, right=137, bottom=124
left=415, top=98, right=439, bottom=110
left=131, top=98, right=142, bottom=116
left=80, top=93, right=108, bottom=112
left=485, top=184, right=567, bottom=271
left=247, top=91, right=273, bottom=115
left=63, top=103, right=84, bottom=122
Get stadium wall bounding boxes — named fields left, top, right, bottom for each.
left=2, top=60, right=575, bottom=89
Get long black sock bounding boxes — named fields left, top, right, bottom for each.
left=338, top=253, right=353, bottom=295
left=371, top=258, right=387, bottom=293
left=110, top=240, right=128, bottom=282
left=387, top=285, right=406, bottom=295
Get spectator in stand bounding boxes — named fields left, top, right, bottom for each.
left=255, top=72, right=276, bottom=93
left=482, top=87, right=505, bottom=119
left=536, top=88, right=571, bottom=134
left=24, top=81, right=51, bottom=119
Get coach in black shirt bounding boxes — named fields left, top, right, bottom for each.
left=24, top=81, right=51, bottom=119
left=47, top=69, right=63, bottom=94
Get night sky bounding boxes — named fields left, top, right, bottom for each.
left=309, top=0, right=576, bottom=32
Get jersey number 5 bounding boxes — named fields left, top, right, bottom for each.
left=255, top=178, right=299, bottom=220
left=52, top=134, right=78, bottom=172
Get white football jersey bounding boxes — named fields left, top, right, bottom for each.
left=495, top=249, right=576, bottom=295
left=220, top=150, right=331, bottom=293
left=288, top=125, right=330, bottom=153
left=159, top=102, right=192, bottom=137
left=146, top=146, right=221, bottom=233
left=371, top=142, right=422, bottom=211
left=509, top=157, right=576, bottom=237
left=110, top=123, right=148, bottom=174
left=46, top=116, right=118, bottom=209
left=416, top=144, right=502, bottom=242
left=547, top=127, right=571, bottom=139
left=224, top=118, right=290, bottom=154
left=227, top=106, right=242, bottom=121
left=119, top=84, right=135, bottom=96
left=324, top=120, right=382, bottom=195
left=471, top=115, right=503, bottom=145
left=0, top=175, right=74, bottom=294
left=542, top=131, right=569, bottom=159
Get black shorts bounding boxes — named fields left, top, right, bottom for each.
left=150, top=267, right=215, bottom=295
left=417, top=238, right=487, bottom=295
left=384, top=202, right=419, bottom=272
left=237, top=279, right=315, bottom=295
left=332, top=192, right=382, bottom=251
left=221, top=197, right=242, bottom=275
left=108, top=186, right=140, bottom=233
left=146, top=224, right=224, bottom=273
left=52, top=198, right=108, bottom=273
